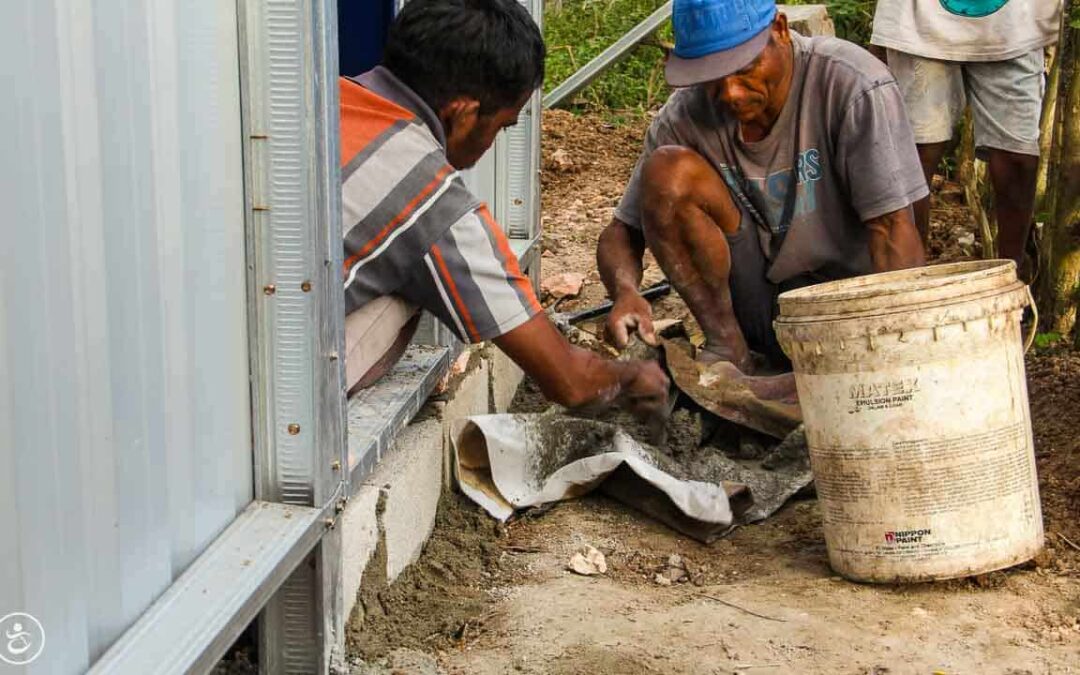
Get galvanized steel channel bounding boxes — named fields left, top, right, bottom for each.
left=239, top=0, right=348, bottom=670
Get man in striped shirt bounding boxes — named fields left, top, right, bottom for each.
left=341, top=0, right=669, bottom=420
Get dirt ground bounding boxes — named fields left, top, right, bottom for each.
left=345, top=111, right=1080, bottom=674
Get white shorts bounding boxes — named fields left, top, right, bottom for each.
left=886, top=48, right=1044, bottom=157
left=344, top=295, right=418, bottom=392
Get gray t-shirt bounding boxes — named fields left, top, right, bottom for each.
left=615, top=33, right=928, bottom=285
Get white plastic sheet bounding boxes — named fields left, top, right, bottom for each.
left=451, top=412, right=814, bottom=543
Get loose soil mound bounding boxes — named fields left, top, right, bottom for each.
left=1027, top=349, right=1080, bottom=557
left=346, top=493, right=512, bottom=658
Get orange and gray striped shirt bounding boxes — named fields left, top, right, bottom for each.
left=340, top=67, right=541, bottom=343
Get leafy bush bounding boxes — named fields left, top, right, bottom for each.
left=543, top=0, right=673, bottom=112
left=787, top=0, right=875, bottom=44
left=1034, top=331, right=1063, bottom=350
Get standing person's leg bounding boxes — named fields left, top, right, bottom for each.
left=965, top=50, right=1045, bottom=275
left=986, top=150, right=1039, bottom=272
left=913, top=142, right=949, bottom=241
left=887, top=50, right=966, bottom=243
left=638, top=146, right=773, bottom=373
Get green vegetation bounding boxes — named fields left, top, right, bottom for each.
left=787, top=0, right=875, bottom=44
left=543, top=0, right=878, bottom=114
left=1032, top=331, right=1063, bottom=351
left=543, top=0, right=673, bottom=112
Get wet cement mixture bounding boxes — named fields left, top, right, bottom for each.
left=346, top=492, right=510, bottom=659
left=344, top=111, right=1079, bottom=674
left=508, top=367, right=811, bottom=518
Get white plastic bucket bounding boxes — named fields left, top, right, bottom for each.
left=774, top=261, right=1044, bottom=582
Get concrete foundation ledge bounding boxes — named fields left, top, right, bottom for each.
left=339, top=342, right=525, bottom=627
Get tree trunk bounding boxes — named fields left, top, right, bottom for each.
left=1039, top=0, right=1080, bottom=344
left=958, top=111, right=996, bottom=258
left=1034, top=45, right=1059, bottom=222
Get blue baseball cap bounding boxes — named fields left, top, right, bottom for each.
left=665, top=0, right=778, bottom=87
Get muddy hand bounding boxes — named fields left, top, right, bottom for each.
left=606, top=292, right=658, bottom=350
left=615, top=360, right=671, bottom=423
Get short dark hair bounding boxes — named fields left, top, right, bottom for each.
left=382, top=0, right=546, bottom=114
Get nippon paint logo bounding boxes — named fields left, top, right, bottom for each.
left=885, top=529, right=931, bottom=544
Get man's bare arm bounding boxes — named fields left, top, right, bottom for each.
left=866, top=205, right=926, bottom=273
left=598, top=217, right=647, bottom=298
left=492, top=313, right=669, bottom=419
left=597, top=218, right=657, bottom=347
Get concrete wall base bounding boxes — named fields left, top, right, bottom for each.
left=490, top=346, right=525, bottom=414
left=337, top=342, right=523, bottom=628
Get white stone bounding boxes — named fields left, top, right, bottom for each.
left=547, top=148, right=575, bottom=172
left=778, top=4, right=835, bottom=37
left=568, top=546, right=607, bottom=576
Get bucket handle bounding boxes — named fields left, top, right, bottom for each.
left=1023, top=285, right=1038, bottom=354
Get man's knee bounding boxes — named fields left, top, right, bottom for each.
left=988, top=149, right=1039, bottom=170
left=641, top=146, right=711, bottom=208
left=640, top=146, right=734, bottom=235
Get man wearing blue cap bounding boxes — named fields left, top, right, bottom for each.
left=597, top=0, right=928, bottom=373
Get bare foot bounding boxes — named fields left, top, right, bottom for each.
left=699, top=360, right=799, bottom=404
left=696, top=343, right=754, bottom=375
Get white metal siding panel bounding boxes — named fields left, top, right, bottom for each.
left=461, top=108, right=538, bottom=241
left=0, top=0, right=253, bottom=670
left=462, top=151, right=499, bottom=220
left=502, top=0, right=543, bottom=241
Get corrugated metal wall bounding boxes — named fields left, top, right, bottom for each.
left=0, top=0, right=253, bottom=671
left=461, top=0, right=543, bottom=243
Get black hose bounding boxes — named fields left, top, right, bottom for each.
left=565, top=280, right=672, bottom=325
